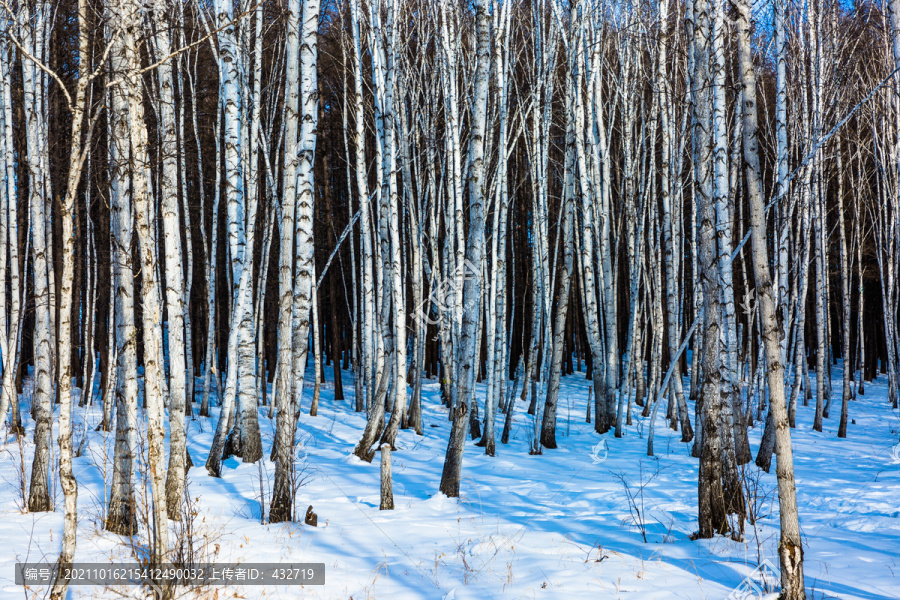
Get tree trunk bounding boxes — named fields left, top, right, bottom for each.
left=736, top=0, right=806, bottom=592
left=380, top=444, right=394, bottom=510
left=440, top=0, right=490, bottom=497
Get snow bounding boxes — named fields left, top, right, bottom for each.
left=1, top=362, right=899, bottom=599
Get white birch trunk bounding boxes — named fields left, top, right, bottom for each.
left=51, top=0, right=93, bottom=592
left=271, top=0, right=302, bottom=524
left=105, top=37, right=139, bottom=534
left=22, top=0, right=53, bottom=513
left=380, top=0, right=408, bottom=448
left=736, top=0, right=806, bottom=591
left=440, top=0, right=490, bottom=496
left=658, top=0, right=693, bottom=442
left=0, top=34, right=22, bottom=432
left=120, top=0, right=171, bottom=568
left=152, top=0, right=190, bottom=517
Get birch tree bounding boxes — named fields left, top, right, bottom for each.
left=272, top=0, right=319, bottom=522
left=105, top=33, right=139, bottom=534
left=735, top=0, right=806, bottom=591
left=49, top=0, right=98, bottom=590
left=118, top=0, right=171, bottom=573
left=440, top=0, right=490, bottom=497
left=152, top=0, right=190, bottom=516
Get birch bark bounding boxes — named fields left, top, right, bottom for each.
left=271, top=0, right=302, bottom=524
left=105, top=44, right=139, bottom=534
left=440, top=0, right=490, bottom=496
left=736, top=0, right=806, bottom=591
left=22, top=0, right=54, bottom=513
left=153, top=0, right=190, bottom=516
left=120, top=0, right=171, bottom=569
left=51, top=0, right=94, bottom=591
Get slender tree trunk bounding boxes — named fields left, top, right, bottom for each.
left=271, top=0, right=302, bottom=524
left=0, top=35, right=22, bottom=433
left=736, top=0, right=806, bottom=592
left=153, top=0, right=190, bottom=517
left=380, top=0, right=408, bottom=449
left=657, top=0, right=692, bottom=442
left=837, top=141, right=852, bottom=438
left=50, top=0, right=93, bottom=593
left=440, top=0, right=490, bottom=497
left=23, top=0, right=54, bottom=514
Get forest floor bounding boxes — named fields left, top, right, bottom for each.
left=0, top=361, right=899, bottom=599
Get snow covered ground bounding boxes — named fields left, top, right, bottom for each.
left=1, top=363, right=898, bottom=599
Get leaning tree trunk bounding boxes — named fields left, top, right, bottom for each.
left=541, top=43, right=576, bottom=449
left=736, top=0, right=806, bottom=593
left=440, top=0, right=490, bottom=497
left=380, top=0, right=409, bottom=449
